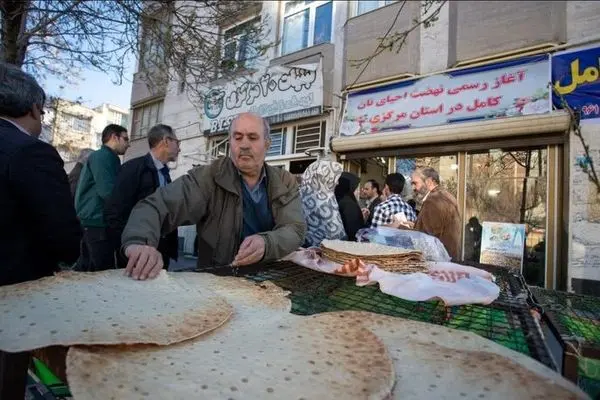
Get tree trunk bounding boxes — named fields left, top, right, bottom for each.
left=0, top=0, right=30, bottom=66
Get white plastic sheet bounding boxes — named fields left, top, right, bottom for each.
left=282, top=249, right=500, bottom=306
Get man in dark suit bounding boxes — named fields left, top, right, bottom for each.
left=0, top=62, right=82, bottom=286
left=105, top=124, right=180, bottom=269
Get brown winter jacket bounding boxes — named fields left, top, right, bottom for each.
left=414, top=187, right=462, bottom=260
left=121, top=157, right=306, bottom=268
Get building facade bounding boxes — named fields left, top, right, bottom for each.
left=128, top=1, right=600, bottom=293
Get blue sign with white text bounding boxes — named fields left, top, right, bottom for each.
left=552, top=46, right=600, bottom=119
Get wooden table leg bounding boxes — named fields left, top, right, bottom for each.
left=0, top=350, right=31, bottom=400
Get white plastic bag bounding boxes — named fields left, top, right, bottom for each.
left=356, top=227, right=451, bottom=262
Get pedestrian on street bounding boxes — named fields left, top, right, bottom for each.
left=68, top=148, right=94, bottom=198
left=74, top=124, right=129, bottom=271
left=0, top=62, right=82, bottom=286
left=105, top=124, right=181, bottom=270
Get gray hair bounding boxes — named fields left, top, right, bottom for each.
left=417, top=167, right=441, bottom=185
left=228, top=112, right=271, bottom=142
left=76, top=148, right=94, bottom=164
left=147, top=124, right=175, bottom=148
left=0, top=62, right=46, bottom=118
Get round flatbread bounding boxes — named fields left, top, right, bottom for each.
left=321, top=239, right=419, bottom=256
left=319, top=311, right=589, bottom=400
left=0, top=270, right=233, bottom=352
left=67, top=274, right=395, bottom=400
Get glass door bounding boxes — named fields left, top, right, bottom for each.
left=464, top=148, right=548, bottom=286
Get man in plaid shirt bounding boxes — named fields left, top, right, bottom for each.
left=370, top=173, right=417, bottom=228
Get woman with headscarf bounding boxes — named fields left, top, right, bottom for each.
left=335, top=172, right=365, bottom=241
left=299, top=160, right=346, bottom=247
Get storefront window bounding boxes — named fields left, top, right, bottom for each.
left=465, top=148, right=547, bottom=286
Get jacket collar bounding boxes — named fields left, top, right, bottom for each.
left=214, top=157, right=288, bottom=200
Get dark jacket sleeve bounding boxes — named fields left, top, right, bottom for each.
left=105, top=160, right=141, bottom=246
left=11, top=141, right=82, bottom=264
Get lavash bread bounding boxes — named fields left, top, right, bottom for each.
left=321, top=239, right=427, bottom=273
left=66, top=273, right=396, bottom=400
left=320, top=311, right=590, bottom=400
left=0, top=270, right=233, bottom=352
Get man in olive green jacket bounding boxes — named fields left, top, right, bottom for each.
left=122, top=113, right=306, bottom=280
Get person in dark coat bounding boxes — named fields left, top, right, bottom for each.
left=335, top=172, right=366, bottom=241
left=105, top=124, right=181, bottom=269
left=67, top=148, right=93, bottom=198
left=0, top=62, right=82, bottom=286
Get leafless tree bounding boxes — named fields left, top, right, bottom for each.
left=0, top=0, right=273, bottom=99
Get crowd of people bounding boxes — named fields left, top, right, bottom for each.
left=1, top=62, right=461, bottom=287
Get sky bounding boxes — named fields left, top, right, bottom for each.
left=43, top=56, right=137, bottom=110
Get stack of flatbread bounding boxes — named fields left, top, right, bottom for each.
left=0, top=270, right=589, bottom=399
left=321, top=239, right=428, bottom=274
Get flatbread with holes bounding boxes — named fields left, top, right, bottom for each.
left=319, top=311, right=589, bottom=400
left=0, top=270, right=233, bottom=352
left=321, top=239, right=419, bottom=256
left=66, top=273, right=395, bottom=400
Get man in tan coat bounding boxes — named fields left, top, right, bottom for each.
left=121, top=113, right=306, bottom=280
left=410, top=167, right=461, bottom=260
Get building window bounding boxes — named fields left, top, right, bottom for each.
left=282, top=1, right=332, bottom=55
left=292, top=121, right=325, bottom=153
left=131, top=100, right=164, bottom=139
left=63, top=113, right=91, bottom=133
left=140, top=16, right=170, bottom=70
left=266, top=128, right=286, bottom=157
left=109, top=110, right=123, bottom=126
left=355, top=1, right=396, bottom=16
left=210, top=136, right=230, bottom=158
left=221, top=17, right=261, bottom=72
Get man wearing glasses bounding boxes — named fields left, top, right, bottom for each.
left=75, top=124, right=129, bottom=271
left=105, top=124, right=180, bottom=269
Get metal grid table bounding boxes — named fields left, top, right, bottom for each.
left=202, top=261, right=555, bottom=370
left=530, top=286, right=600, bottom=398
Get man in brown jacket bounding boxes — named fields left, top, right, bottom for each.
left=410, top=167, right=462, bottom=260
left=121, top=113, right=306, bottom=280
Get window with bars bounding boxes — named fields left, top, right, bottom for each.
left=292, top=121, right=325, bottom=153
left=211, top=136, right=230, bottom=158
left=266, top=128, right=286, bottom=157
left=62, top=113, right=91, bottom=133
left=131, top=100, right=164, bottom=139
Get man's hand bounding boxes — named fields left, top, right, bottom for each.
left=232, top=235, right=266, bottom=266
left=124, top=244, right=163, bottom=280
left=386, top=216, right=415, bottom=230
left=361, top=208, right=370, bottom=220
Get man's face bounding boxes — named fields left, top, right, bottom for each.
left=363, top=182, right=375, bottom=199
left=411, top=173, right=428, bottom=202
left=382, top=184, right=391, bottom=198
left=115, top=132, right=130, bottom=155
left=229, top=114, right=269, bottom=176
left=164, top=135, right=180, bottom=162
left=30, top=103, right=44, bottom=138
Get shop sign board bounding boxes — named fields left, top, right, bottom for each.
left=340, top=55, right=551, bottom=136
left=202, top=63, right=323, bottom=135
left=479, top=222, right=526, bottom=272
left=552, top=45, right=600, bottom=120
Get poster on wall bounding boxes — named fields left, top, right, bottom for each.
left=202, top=62, right=323, bottom=135
left=479, top=222, right=526, bottom=271
left=552, top=45, right=600, bottom=120
left=340, top=55, right=550, bottom=136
